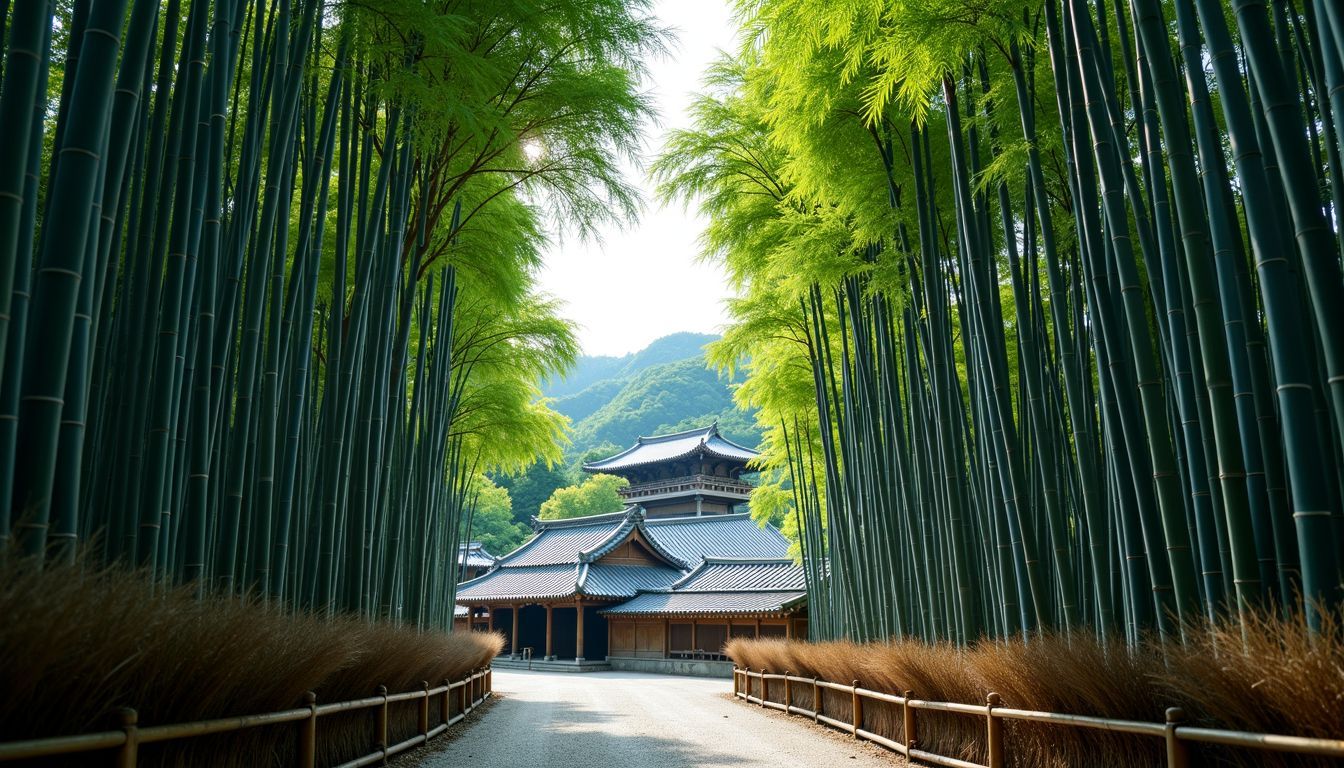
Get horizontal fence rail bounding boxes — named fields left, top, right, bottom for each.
left=731, top=667, right=1344, bottom=767
left=0, top=668, right=493, bottom=767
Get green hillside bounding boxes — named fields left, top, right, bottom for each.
left=542, top=332, right=718, bottom=399
left=568, top=356, right=759, bottom=453
left=492, top=334, right=761, bottom=530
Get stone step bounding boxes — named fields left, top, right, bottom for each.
left=490, top=656, right=613, bottom=673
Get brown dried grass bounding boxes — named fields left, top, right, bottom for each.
left=726, top=607, right=1344, bottom=767
left=0, top=557, right=502, bottom=767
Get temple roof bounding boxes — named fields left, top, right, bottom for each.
left=600, top=591, right=807, bottom=616
left=454, top=561, right=684, bottom=602
left=642, top=514, right=790, bottom=563
left=458, top=542, right=497, bottom=570
left=455, top=506, right=791, bottom=604
left=457, top=563, right=580, bottom=601
left=582, top=424, right=758, bottom=473
left=669, top=557, right=805, bottom=592
left=504, top=510, right=635, bottom=567
left=600, top=556, right=807, bottom=617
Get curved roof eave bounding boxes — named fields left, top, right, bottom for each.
left=578, top=509, right=693, bottom=570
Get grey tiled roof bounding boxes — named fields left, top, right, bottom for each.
left=504, top=514, right=628, bottom=566
left=458, top=542, right=497, bottom=570
left=579, top=512, right=692, bottom=569
left=601, top=591, right=807, bottom=616
left=456, top=506, right=798, bottom=608
left=643, top=514, right=790, bottom=562
left=456, top=563, right=579, bottom=601
left=583, top=424, right=758, bottom=472
left=672, top=558, right=805, bottom=592
left=580, top=563, right=682, bottom=598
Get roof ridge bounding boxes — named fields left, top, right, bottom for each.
left=641, top=511, right=752, bottom=525
left=531, top=507, right=633, bottom=529
left=700, top=556, right=795, bottom=565
left=635, top=423, right=717, bottom=444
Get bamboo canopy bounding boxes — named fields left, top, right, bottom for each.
left=0, top=0, right=663, bottom=630
left=660, top=0, right=1344, bottom=644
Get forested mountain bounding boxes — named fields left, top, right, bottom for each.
left=564, top=357, right=758, bottom=455
left=487, top=333, right=761, bottom=542
left=542, top=332, right=719, bottom=399
left=548, top=334, right=760, bottom=459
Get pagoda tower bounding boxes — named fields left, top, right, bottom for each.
left=581, top=423, right=757, bottom=517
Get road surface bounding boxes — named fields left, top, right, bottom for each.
left=410, top=668, right=900, bottom=767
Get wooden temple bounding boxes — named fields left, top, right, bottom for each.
left=454, top=425, right=807, bottom=666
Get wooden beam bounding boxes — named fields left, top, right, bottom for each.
left=511, top=605, right=520, bottom=658
left=545, top=604, right=554, bottom=660
left=576, top=598, right=586, bottom=663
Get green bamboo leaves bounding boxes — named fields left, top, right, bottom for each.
left=0, top=0, right=658, bottom=630
left=665, top=0, right=1344, bottom=642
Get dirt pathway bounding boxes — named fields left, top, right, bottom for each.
left=409, top=668, right=901, bottom=767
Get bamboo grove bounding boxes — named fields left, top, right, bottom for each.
left=661, top=0, right=1344, bottom=645
left=0, top=0, right=660, bottom=629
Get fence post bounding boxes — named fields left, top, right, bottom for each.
left=851, top=681, right=862, bottom=739
left=1165, top=707, right=1190, bottom=768
left=486, top=667, right=493, bottom=695
left=460, top=674, right=469, bottom=716
left=812, top=678, right=820, bottom=723
left=986, top=692, right=1004, bottom=768
left=441, top=679, right=451, bottom=726
left=760, top=669, right=768, bottom=707
left=299, top=692, right=317, bottom=768
left=376, top=685, right=389, bottom=765
left=784, top=671, right=793, bottom=713
left=731, top=668, right=738, bottom=697
left=903, top=691, right=917, bottom=752
left=420, top=681, right=431, bottom=737
left=115, top=708, right=138, bottom=768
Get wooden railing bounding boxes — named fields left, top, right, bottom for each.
left=621, top=474, right=754, bottom=500
left=0, top=667, right=493, bottom=767
left=732, top=667, right=1344, bottom=767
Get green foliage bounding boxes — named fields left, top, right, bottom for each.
left=463, top=478, right=531, bottom=557
left=494, top=462, right=574, bottom=525
left=660, top=0, right=1344, bottom=646
left=569, top=356, right=756, bottom=452
left=544, top=332, right=718, bottom=399
left=538, top=473, right=629, bottom=520
left=0, top=0, right=666, bottom=634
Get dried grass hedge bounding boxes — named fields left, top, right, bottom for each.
left=727, top=610, right=1344, bottom=767
left=0, top=559, right=503, bottom=767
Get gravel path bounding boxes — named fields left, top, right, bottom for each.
left=410, top=668, right=901, bottom=768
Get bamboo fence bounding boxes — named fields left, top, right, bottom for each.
left=0, top=668, right=493, bottom=767
left=732, top=667, right=1344, bottom=767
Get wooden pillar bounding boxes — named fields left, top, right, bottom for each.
left=662, top=618, right=669, bottom=658
left=785, top=616, right=793, bottom=640
left=575, top=599, right=586, bottom=663
left=691, top=619, right=698, bottom=652
left=545, top=604, right=554, bottom=660
left=754, top=617, right=761, bottom=638
left=511, top=604, right=520, bottom=658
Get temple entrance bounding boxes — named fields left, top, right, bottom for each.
left=582, top=605, right=608, bottom=660
left=551, top=607, right=577, bottom=659
left=490, top=608, right=515, bottom=654
left=518, top=605, right=547, bottom=658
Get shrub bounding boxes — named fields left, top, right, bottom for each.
left=0, top=558, right=502, bottom=767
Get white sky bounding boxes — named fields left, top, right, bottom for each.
left=536, top=0, right=738, bottom=358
